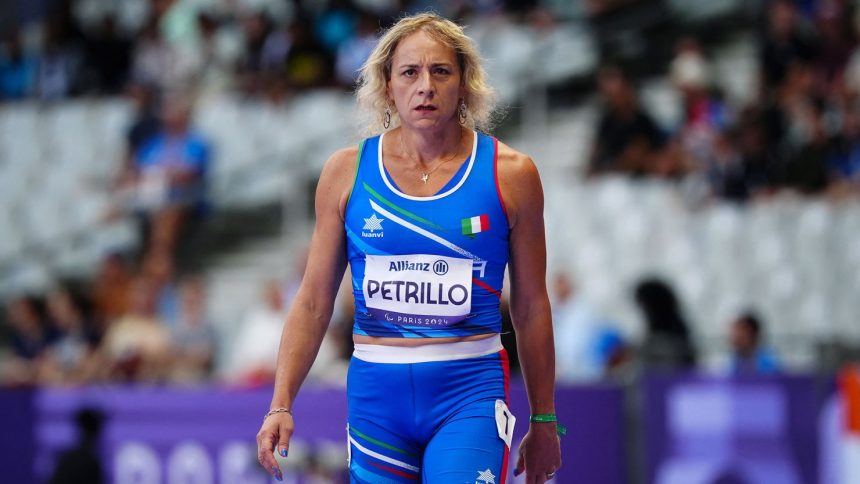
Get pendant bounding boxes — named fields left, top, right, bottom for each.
left=421, top=173, right=429, bottom=183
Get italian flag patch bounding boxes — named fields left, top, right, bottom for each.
left=462, top=214, right=490, bottom=236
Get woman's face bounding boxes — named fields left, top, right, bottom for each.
left=387, top=30, right=463, bottom=131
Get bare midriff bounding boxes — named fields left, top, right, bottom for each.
left=353, top=332, right=497, bottom=347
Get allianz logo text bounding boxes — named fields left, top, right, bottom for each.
left=388, top=259, right=449, bottom=275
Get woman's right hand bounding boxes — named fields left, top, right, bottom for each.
left=256, top=412, right=294, bottom=482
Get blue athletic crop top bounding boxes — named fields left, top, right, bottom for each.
left=344, top=131, right=510, bottom=338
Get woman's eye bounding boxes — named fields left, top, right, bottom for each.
left=403, top=69, right=416, bottom=76
left=434, top=68, right=450, bottom=75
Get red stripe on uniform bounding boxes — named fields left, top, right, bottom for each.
left=480, top=213, right=490, bottom=231
left=499, top=348, right=511, bottom=484
left=500, top=444, right=510, bottom=484
left=499, top=348, right=510, bottom=403
left=472, top=278, right=501, bottom=299
left=492, top=137, right=509, bottom=221
left=368, top=461, right=418, bottom=480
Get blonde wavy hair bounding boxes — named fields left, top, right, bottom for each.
left=355, top=13, right=498, bottom=136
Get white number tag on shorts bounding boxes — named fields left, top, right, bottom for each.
left=495, top=400, right=516, bottom=448
left=346, top=423, right=351, bottom=466
left=363, top=254, right=472, bottom=327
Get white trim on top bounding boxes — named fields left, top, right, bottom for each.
left=353, top=334, right=502, bottom=364
left=377, top=130, right=478, bottom=201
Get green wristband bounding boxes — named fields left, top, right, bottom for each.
left=529, top=414, right=567, bottom=436
left=529, top=414, right=557, bottom=423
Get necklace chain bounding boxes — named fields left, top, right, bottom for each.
left=400, top=132, right=462, bottom=183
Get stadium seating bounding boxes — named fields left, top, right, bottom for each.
left=2, top=4, right=859, bottom=370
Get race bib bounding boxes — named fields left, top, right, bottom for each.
left=363, top=254, right=472, bottom=327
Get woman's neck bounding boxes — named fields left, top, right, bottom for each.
left=399, top=124, right=465, bottom=167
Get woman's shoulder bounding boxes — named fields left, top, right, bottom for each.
left=493, top=138, right=543, bottom=226
left=494, top=138, right=538, bottom=179
left=320, top=144, right=361, bottom=180
left=318, top=145, right=363, bottom=216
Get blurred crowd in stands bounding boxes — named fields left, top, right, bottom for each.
left=2, top=0, right=851, bottom=387
left=1, top=0, right=857, bottom=204
left=589, top=0, right=860, bottom=201
left=0, top=249, right=356, bottom=387
left=0, top=0, right=537, bottom=103
left=0, top=250, right=780, bottom=387
left=552, top=272, right=782, bottom=384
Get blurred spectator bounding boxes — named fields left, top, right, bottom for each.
left=285, top=16, right=334, bottom=90
left=224, top=279, right=287, bottom=385
left=828, top=104, right=860, bottom=194
left=733, top=106, right=780, bottom=196
left=315, top=0, right=360, bottom=53
left=596, top=327, right=634, bottom=381
left=551, top=272, right=607, bottom=382
left=48, top=407, right=105, bottom=484
left=37, top=21, right=82, bottom=100
left=154, top=0, right=201, bottom=51
left=236, top=11, right=290, bottom=97
left=728, top=312, right=780, bottom=375
left=82, top=15, right=132, bottom=95
left=121, top=83, right=162, bottom=180
left=843, top=20, right=860, bottom=97
left=1, top=296, right=54, bottom=385
left=759, top=0, right=818, bottom=91
left=6, top=296, right=53, bottom=360
left=757, top=61, right=822, bottom=189
left=812, top=2, right=853, bottom=94
left=90, top=253, right=133, bottom=330
left=111, top=82, right=162, bottom=225
left=584, top=0, right=647, bottom=16
left=141, top=250, right=181, bottom=327
left=0, top=29, right=37, bottom=100
left=334, top=12, right=378, bottom=87
left=170, top=275, right=216, bottom=382
left=589, top=65, right=664, bottom=176
left=38, top=288, right=99, bottom=385
left=131, top=16, right=195, bottom=93
left=98, top=275, right=173, bottom=382
left=191, top=11, right=242, bottom=99
left=669, top=38, right=730, bottom=178
left=782, top=96, right=832, bottom=194
left=702, top=129, right=750, bottom=201
left=634, top=278, right=697, bottom=371
left=131, top=94, right=211, bottom=268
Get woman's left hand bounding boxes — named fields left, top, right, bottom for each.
left=514, top=423, right=562, bottom=483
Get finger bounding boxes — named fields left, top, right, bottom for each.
left=256, top=431, right=281, bottom=480
left=513, top=451, right=525, bottom=478
left=277, top=423, right=293, bottom=458
left=526, top=463, right=545, bottom=484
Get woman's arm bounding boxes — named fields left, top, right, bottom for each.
left=497, top=142, right=561, bottom=483
left=256, top=146, right=357, bottom=480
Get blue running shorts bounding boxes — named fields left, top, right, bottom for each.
left=346, top=349, right=514, bottom=483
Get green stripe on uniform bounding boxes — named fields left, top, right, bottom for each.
left=363, top=182, right=445, bottom=231
left=346, top=140, right=366, bottom=206
left=350, top=426, right=415, bottom=457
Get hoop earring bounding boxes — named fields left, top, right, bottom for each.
left=458, top=100, right=467, bottom=125
left=383, top=107, right=391, bottom=129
